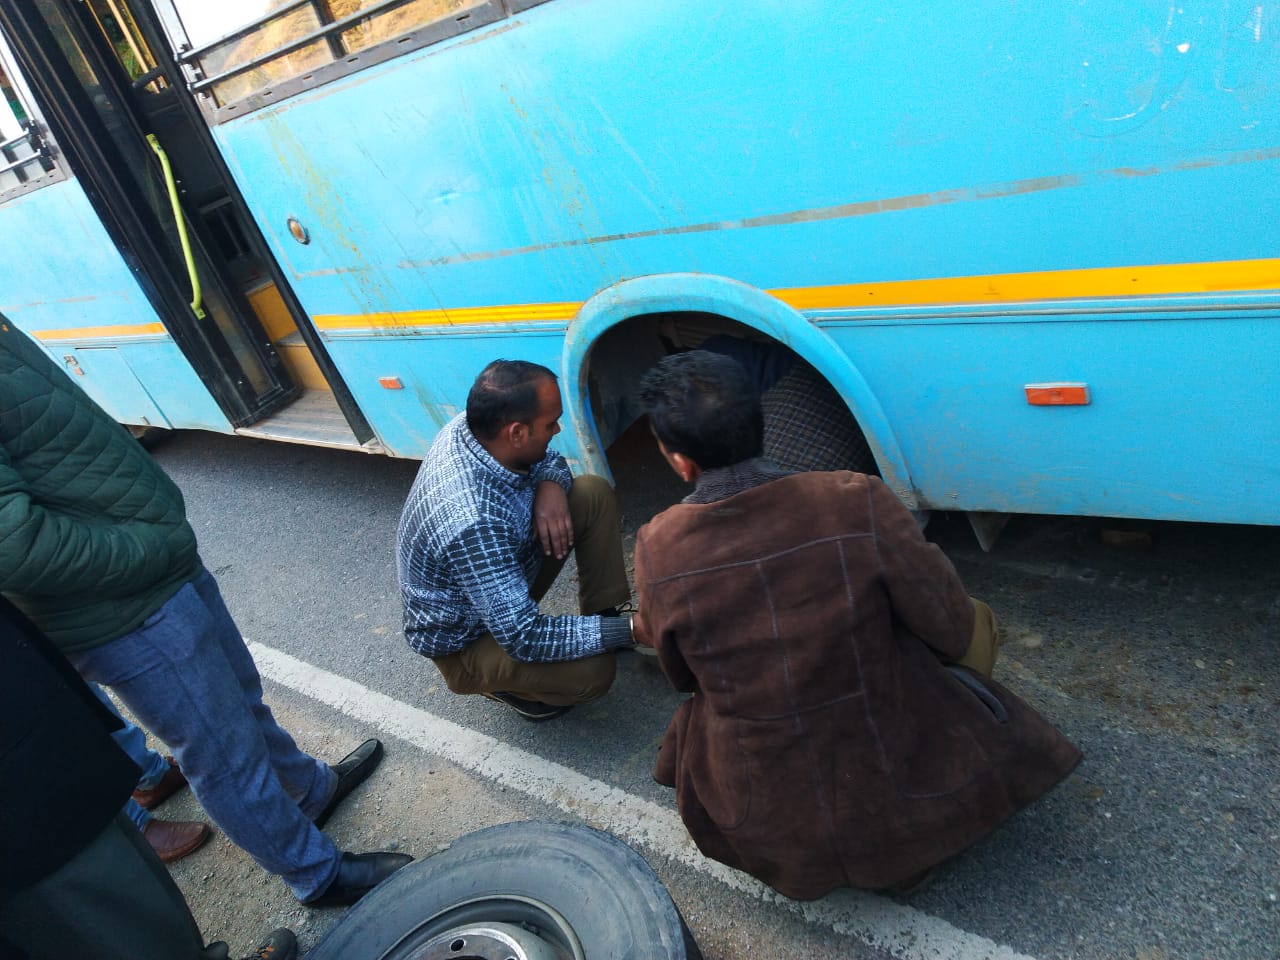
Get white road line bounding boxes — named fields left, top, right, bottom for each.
left=251, top=642, right=1036, bottom=960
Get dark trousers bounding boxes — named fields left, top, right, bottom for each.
left=0, top=813, right=210, bottom=960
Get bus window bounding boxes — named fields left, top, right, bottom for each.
left=163, top=0, right=497, bottom=114
left=82, top=0, right=168, bottom=93
left=176, top=2, right=331, bottom=107
left=0, top=41, right=60, bottom=199
left=337, top=0, right=486, bottom=52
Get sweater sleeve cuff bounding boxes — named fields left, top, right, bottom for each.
left=597, top=616, right=634, bottom=651
left=532, top=452, right=573, bottom=493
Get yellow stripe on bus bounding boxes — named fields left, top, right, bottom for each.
left=312, top=258, right=1280, bottom=332
left=33, top=322, right=168, bottom=341
left=313, top=301, right=581, bottom=330
left=771, top=257, right=1280, bottom=310
left=31, top=259, right=1279, bottom=342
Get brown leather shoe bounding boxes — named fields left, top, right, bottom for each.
left=132, top=757, right=188, bottom=810
left=143, top=818, right=211, bottom=863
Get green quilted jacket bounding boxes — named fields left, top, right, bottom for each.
left=0, top=318, right=201, bottom=652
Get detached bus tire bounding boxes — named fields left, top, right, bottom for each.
left=306, top=820, right=703, bottom=960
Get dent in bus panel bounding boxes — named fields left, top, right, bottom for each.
left=1215, top=0, right=1280, bottom=94
left=1065, top=0, right=1196, bottom=138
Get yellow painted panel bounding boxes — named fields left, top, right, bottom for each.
left=246, top=283, right=299, bottom=343
left=276, top=343, right=330, bottom=391
left=245, top=282, right=330, bottom=392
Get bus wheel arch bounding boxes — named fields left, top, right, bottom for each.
left=561, top=273, right=917, bottom=507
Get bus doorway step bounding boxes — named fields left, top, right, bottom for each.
left=234, top=389, right=378, bottom=453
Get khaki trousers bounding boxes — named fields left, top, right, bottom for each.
left=957, top=598, right=1001, bottom=677
left=432, top=475, right=630, bottom=706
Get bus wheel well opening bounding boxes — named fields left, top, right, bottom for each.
left=583, top=312, right=879, bottom=478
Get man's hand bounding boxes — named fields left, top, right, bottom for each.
left=533, top=481, right=574, bottom=559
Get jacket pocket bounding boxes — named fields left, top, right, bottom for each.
left=678, top=708, right=755, bottom=832
left=944, top=666, right=1008, bottom=723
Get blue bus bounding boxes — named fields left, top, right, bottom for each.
left=1, top=0, right=1277, bottom=544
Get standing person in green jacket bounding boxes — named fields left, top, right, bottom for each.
left=0, top=315, right=410, bottom=908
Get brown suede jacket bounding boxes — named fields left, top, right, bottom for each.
left=634, top=464, right=1081, bottom=899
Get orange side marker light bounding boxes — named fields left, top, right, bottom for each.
left=379, top=376, right=404, bottom=390
left=1025, top=382, right=1090, bottom=406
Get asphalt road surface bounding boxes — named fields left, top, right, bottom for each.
left=136, top=426, right=1278, bottom=960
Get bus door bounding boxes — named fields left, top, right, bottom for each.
left=0, top=0, right=375, bottom=448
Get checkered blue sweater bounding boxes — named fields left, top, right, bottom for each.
left=397, top=413, right=621, bottom=662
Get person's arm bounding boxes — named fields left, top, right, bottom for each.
left=868, top=477, right=973, bottom=662
left=444, top=520, right=629, bottom=662
left=529, top=448, right=572, bottom=494
left=633, top=530, right=697, bottom=691
left=0, top=449, right=181, bottom=595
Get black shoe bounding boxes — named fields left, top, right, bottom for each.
left=593, top=601, right=636, bottom=617
left=482, top=691, right=573, bottom=722
left=314, top=739, right=384, bottom=828
left=239, top=928, right=297, bottom=960
left=305, top=851, right=413, bottom=908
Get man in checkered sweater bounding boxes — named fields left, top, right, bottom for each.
left=396, top=360, right=634, bottom=721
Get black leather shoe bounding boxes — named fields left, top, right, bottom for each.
left=482, top=691, right=573, bottom=722
left=314, top=738, right=384, bottom=828
left=305, top=851, right=413, bottom=908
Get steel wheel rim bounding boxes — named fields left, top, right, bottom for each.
left=378, top=895, right=586, bottom=960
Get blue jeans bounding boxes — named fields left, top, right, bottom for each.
left=89, top=682, right=170, bottom=830
left=70, top=570, right=341, bottom=901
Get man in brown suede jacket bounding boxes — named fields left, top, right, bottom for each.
left=633, top=350, right=1081, bottom=900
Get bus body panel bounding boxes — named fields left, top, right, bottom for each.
left=315, top=326, right=568, bottom=461
left=826, top=309, right=1280, bottom=522
left=212, top=0, right=1278, bottom=307
left=0, top=179, right=232, bottom=432
left=201, top=0, right=1280, bottom=517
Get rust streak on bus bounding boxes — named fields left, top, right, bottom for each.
left=378, top=147, right=1280, bottom=271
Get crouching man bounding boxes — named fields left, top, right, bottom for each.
left=396, top=360, right=634, bottom=722
left=633, top=351, right=1081, bottom=898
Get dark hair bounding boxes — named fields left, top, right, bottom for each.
left=638, top=350, right=763, bottom=469
left=466, top=360, right=558, bottom=441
